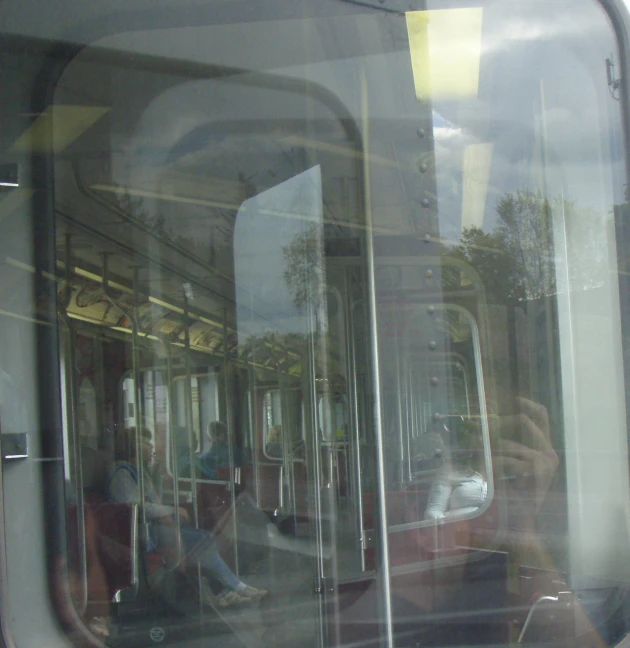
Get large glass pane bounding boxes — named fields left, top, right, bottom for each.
left=0, top=0, right=627, bottom=647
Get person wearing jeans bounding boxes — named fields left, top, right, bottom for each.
left=106, top=427, right=267, bottom=607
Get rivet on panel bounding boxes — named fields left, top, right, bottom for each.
left=428, top=341, right=437, bottom=351
left=421, top=197, right=430, bottom=208
left=417, top=128, right=426, bottom=138
left=430, top=376, right=440, bottom=386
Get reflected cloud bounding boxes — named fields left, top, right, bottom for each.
left=478, top=3, right=609, bottom=56
left=432, top=110, right=463, bottom=140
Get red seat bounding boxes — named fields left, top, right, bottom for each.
left=89, top=501, right=138, bottom=600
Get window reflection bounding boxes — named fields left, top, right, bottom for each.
left=40, top=0, right=629, bottom=646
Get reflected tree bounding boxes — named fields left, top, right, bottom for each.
left=282, top=223, right=326, bottom=317
left=445, top=189, right=607, bottom=304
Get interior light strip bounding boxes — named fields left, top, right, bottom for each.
left=406, top=8, right=483, bottom=100
left=11, top=105, right=110, bottom=153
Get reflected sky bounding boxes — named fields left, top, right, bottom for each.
left=47, top=0, right=626, bottom=253
left=234, top=166, right=324, bottom=342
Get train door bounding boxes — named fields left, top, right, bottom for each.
left=232, top=161, right=371, bottom=638
left=3, top=2, right=630, bottom=648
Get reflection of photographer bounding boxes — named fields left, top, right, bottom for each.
left=424, top=416, right=487, bottom=520
left=494, top=396, right=559, bottom=551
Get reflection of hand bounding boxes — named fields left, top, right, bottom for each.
left=493, top=400, right=608, bottom=645
left=495, top=397, right=559, bottom=524
left=178, top=507, right=190, bottom=523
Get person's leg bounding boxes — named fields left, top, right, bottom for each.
left=154, top=523, right=185, bottom=569
left=175, top=525, right=268, bottom=604
left=179, top=526, right=243, bottom=591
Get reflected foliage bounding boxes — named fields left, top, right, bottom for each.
left=282, top=223, right=325, bottom=315
left=445, top=189, right=607, bottom=304
left=106, top=184, right=235, bottom=271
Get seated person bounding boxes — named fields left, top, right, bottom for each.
left=197, top=421, right=246, bottom=479
left=424, top=418, right=487, bottom=520
left=265, top=425, right=283, bottom=459
left=106, top=426, right=266, bottom=607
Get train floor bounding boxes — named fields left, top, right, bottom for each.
left=108, top=537, right=337, bottom=648
left=106, top=497, right=366, bottom=648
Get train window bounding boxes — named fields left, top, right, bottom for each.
left=2, top=0, right=630, bottom=647
left=164, top=371, right=223, bottom=477
left=378, top=298, right=492, bottom=528
left=318, top=394, right=349, bottom=443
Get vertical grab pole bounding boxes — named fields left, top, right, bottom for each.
left=289, top=412, right=298, bottom=523
left=344, top=273, right=366, bottom=571
left=280, top=380, right=295, bottom=516
left=306, top=300, right=325, bottom=587
left=162, top=338, right=182, bottom=561
left=131, top=267, right=147, bottom=531
left=287, top=387, right=298, bottom=522
left=182, top=290, right=199, bottom=529
left=392, top=293, right=408, bottom=487
left=223, top=307, right=239, bottom=577
left=102, top=255, right=146, bottom=531
left=248, top=363, right=261, bottom=507
left=402, top=358, right=423, bottom=483
left=304, top=300, right=328, bottom=648
left=361, top=69, right=394, bottom=648
left=59, top=234, right=88, bottom=613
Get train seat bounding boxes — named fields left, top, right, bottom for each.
left=79, top=443, right=112, bottom=492
left=88, top=501, right=139, bottom=601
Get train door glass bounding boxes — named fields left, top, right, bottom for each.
left=233, top=159, right=359, bottom=627
left=45, top=47, right=365, bottom=640
left=1, top=1, right=629, bottom=648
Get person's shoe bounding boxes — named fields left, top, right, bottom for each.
left=238, top=585, right=268, bottom=602
left=217, top=590, right=246, bottom=608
